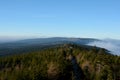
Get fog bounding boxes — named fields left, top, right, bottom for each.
left=0, top=37, right=19, bottom=43
left=88, top=39, right=120, bottom=56
left=0, top=36, right=40, bottom=43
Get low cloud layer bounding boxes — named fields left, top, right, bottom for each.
left=87, top=39, right=120, bottom=56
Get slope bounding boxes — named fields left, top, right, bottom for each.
left=0, top=44, right=120, bottom=80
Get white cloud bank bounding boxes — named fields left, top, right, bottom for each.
left=87, top=39, right=120, bottom=56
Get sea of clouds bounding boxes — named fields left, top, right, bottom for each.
left=87, top=39, right=120, bottom=56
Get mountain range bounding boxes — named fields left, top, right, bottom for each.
left=0, top=37, right=120, bottom=56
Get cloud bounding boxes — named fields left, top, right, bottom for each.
left=87, top=39, right=120, bottom=56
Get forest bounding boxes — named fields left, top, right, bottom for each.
left=0, top=44, right=120, bottom=80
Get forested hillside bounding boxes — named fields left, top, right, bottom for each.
left=0, top=44, right=120, bottom=80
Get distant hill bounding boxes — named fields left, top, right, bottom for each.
left=0, top=37, right=99, bottom=56
left=0, top=37, right=99, bottom=48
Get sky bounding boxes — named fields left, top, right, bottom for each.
left=0, top=0, right=120, bottom=39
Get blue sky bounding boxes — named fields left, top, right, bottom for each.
left=0, top=0, right=120, bottom=39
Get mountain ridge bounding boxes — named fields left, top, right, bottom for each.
left=0, top=43, right=119, bottom=80
left=0, top=37, right=100, bottom=56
